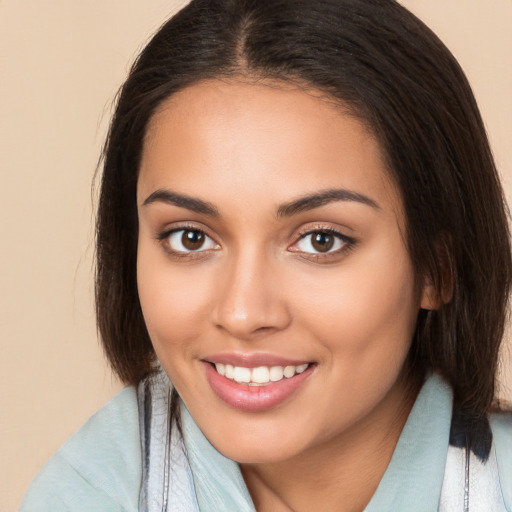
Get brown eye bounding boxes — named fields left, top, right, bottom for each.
left=182, top=230, right=205, bottom=250
left=293, top=229, right=349, bottom=256
left=311, top=232, right=335, bottom=252
left=166, top=228, right=218, bottom=253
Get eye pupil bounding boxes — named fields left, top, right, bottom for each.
left=311, top=232, right=334, bottom=252
left=181, top=230, right=205, bottom=250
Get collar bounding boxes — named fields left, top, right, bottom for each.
left=182, top=405, right=256, bottom=511
left=182, top=373, right=452, bottom=511
left=364, top=373, right=452, bottom=510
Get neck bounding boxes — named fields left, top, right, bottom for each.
left=241, top=373, right=421, bottom=512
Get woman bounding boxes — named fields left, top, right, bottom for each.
left=22, top=0, right=512, bottom=510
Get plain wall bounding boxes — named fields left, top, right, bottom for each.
left=1, top=1, right=510, bottom=510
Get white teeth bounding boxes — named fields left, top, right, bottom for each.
left=233, top=366, right=251, bottom=383
left=225, top=364, right=234, bottom=379
left=283, top=365, right=295, bottom=378
left=251, top=366, right=270, bottom=384
left=214, top=362, right=309, bottom=385
left=269, top=366, right=284, bottom=382
left=296, top=363, right=308, bottom=374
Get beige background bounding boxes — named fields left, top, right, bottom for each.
left=1, top=1, right=510, bottom=510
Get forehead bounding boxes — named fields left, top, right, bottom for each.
left=138, top=79, right=402, bottom=218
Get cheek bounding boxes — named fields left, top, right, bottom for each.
left=289, top=241, right=419, bottom=360
left=136, top=243, right=213, bottom=358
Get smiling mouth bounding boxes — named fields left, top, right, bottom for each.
left=204, top=359, right=314, bottom=411
left=212, top=362, right=310, bottom=386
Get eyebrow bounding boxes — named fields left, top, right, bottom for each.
left=142, top=187, right=379, bottom=218
left=143, top=189, right=219, bottom=217
left=276, top=189, right=380, bottom=218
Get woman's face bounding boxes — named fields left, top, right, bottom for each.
left=137, top=80, right=432, bottom=464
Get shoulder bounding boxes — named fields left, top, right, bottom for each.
left=20, top=386, right=141, bottom=512
left=490, top=412, right=512, bottom=510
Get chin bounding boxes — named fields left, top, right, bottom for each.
left=215, top=438, right=299, bottom=465
left=198, top=413, right=313, bottom=465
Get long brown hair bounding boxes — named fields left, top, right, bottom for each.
left=96, top=0, right=511, bottom=420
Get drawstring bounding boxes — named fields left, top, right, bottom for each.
left=463, top=440, right=470, bottom=512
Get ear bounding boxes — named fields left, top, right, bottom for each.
left=420, top=275, right=443, bottom=310
left=420, top=237, right=454, bottom=310
left=420, top=273, right=453, bottom=310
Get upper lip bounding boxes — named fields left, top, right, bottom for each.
left=203, top=352, right=312, bottom=368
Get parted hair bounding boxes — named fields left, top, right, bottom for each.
left=96, top=0, right=512, bottom=417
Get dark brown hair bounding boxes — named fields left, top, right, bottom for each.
left=96, top=0, right=511, bottom=418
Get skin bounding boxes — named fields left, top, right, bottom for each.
left=136, top=80, right=436, bottom=511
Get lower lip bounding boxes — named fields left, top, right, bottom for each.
left=204, top=362, right=314, bottom=412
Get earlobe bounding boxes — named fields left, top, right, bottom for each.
left=420, top=277, right=443, bottom=310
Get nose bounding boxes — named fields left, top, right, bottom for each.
left=211, top=248, right=291, bottom=340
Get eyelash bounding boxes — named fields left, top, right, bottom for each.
left=156, top=224, right=356, bottom=262
left=156, top=223, right=219, bottom=260
left=291, top=226, right=356, bottom=261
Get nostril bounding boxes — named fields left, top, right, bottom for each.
left=254, top=326, right=274, bottom=334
